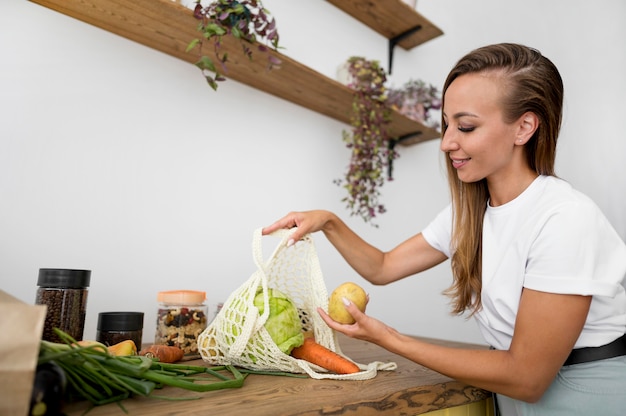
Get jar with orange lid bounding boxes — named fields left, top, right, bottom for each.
left=154, top=290, right=208, bottom=358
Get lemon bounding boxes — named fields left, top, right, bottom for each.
left=328, top=282, right=367, bottom=324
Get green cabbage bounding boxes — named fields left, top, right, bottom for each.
left=254, top=288, right=304, bottom=355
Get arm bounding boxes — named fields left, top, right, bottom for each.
left=263, top=210, right=447, bottom=285
left=321, top=288, right=591, bottom=402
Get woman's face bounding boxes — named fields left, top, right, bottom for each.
left=441, top=72, right=523, bottom=185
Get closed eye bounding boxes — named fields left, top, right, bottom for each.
left=459, top=126, right=475, bottom=133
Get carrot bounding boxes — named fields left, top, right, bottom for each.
left=139, top=345, right=185, bottom=363
left=290, top=338, right=360, bottom=374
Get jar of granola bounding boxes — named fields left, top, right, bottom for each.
left=155, top=290, right=207, bottom=358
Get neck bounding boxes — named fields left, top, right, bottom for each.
left=488, top=169, right=539, bottom=207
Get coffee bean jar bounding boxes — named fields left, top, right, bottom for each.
left=35, top=268, right=91, bottom=343
left=96, top=312, right=144, bottom=349
left=155, top=290, right=207, bottom=358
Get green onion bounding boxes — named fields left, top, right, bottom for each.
left=39, top=329, right=247, bottom=407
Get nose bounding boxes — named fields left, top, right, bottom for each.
left=440, top=128, right=459, bottom=153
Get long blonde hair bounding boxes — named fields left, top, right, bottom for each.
left=441, top=43, right=563, bottom=315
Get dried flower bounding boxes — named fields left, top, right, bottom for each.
left=387, top=79, right=442, bottom=129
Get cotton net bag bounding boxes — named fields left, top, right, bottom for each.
left=197, top=228, right=396, bottom=380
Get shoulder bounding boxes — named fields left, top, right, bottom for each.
left=528, top=177, right=626, bottom=268
left=531, top=176, right=601, bottom=219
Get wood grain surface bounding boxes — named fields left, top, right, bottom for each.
left=326, top=0, right=444, bottom=50
left=63, top=334, right=491, bottom=416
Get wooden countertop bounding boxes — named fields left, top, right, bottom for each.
left=63, top=334, right=491, bottom=415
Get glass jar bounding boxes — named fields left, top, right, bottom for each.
left=35, top=268, right=91, bottom=343
left=96, top=312, right=144, bottom=349
left=155, top=290, right=208, bottom=358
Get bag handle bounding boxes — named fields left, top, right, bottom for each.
left=252, top=227, right=298, bottom=271
left=246, top=228, right=301, bottom=342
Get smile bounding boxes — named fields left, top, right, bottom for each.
left=451, top=157, right=470, bottom=168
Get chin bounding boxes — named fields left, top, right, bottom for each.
left=456, top=174, right=482, bottom=184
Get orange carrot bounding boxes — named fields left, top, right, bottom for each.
left=139, top=345, right=185, bottom=363
left=290, top=338, right=360, bottom=374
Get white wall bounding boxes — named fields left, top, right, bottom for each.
left=2, top=0, right=625, bottom=347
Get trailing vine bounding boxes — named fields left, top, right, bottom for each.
left=187, top=0, right=281, bottom=90
left=336, top=57, right=396, bottom=226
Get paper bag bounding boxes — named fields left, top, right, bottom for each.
left=0, top=290, right=47, bottom=416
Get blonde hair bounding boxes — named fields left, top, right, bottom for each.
left=441, top=43, right=563, bottom=315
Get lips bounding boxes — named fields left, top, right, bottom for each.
left=450, top=157, right=470, bottom=168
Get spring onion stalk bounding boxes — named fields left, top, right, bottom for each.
left=39, top=329, right=248, bottom=407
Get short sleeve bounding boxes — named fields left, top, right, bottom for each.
left=422, top=204, right=453, bottom=258
left=524, top=198, right=626, bottom=297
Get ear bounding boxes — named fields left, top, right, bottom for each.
left=515, top=112, right=539, bottom=145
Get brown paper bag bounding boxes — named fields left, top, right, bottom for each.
left=0, top=290, right=47, bottom=416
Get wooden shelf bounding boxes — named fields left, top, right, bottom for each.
left=326, top=0, right=444, bottom=50
left=29, top=0, right=441, bottom=145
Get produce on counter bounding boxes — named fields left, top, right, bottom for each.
left=139, top=345, right=185, bottom=363
left=29, top=361, right=66, bottom=416
left=200, top=287, right=364, bottom=376
left=253, top=288, right=305, bottom=355
left=328, top=282, right=368, bottom=324
left=107, top=339, right=137, bottom=356
left=74, top=340, right=107, bottom=353
left=37, top=329, right=246, bottom=407
left=75, top=339, right=137, bottom=356
left=290, top=338, right=360, bottom=374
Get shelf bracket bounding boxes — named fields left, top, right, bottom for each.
left=388, top=25, right=422, bottom=74
left=387, top=131, right=423, bottom=179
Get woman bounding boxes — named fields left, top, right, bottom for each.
left=262, top=43, right=626, bottom=415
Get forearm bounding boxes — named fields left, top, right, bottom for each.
left=263, top=210, right=445, bottom=284
left=379, top=329, right=550, bottom=402
left=321, top=213, right=388, bottom=284
left=322, top=214, right=447, bottom=285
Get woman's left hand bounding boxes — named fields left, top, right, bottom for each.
left=317, top=299, right=398, bottom=346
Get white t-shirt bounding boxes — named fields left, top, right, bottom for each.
left=422, top=175, right=626, bottom=350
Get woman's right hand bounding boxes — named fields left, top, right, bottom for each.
left=262, top=210, right=335, bottom=246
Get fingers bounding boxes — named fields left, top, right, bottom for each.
left=317, top=307, right=346, bottom=332
left=263, top=210, right=329, bottom=244
left=317, top=299, right=365, bottom=329
left=263, top=212, right=310, bottom=243
left=262, top=214, right=297, bottom=236
left=342, top=297, right=366, bottom=320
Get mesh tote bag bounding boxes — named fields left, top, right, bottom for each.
left=197, top=228, right=396, bottom=380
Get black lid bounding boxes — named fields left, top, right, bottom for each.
left=37, top=268, right=91, bottom=288
left=97, top=312, right=144, bottom=331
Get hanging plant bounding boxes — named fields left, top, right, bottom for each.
left=387, top=79, right=442, bottom=129
left=186, top=0, right=281, bottom=90
left=335, top=57, right=396, bottom=226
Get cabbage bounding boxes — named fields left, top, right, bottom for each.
left=254, top=288, right=304, bottom=354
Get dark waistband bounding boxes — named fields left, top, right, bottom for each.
left=488, top=333, right=626, bottom=366
left=564, top=333, right=626, bottom=366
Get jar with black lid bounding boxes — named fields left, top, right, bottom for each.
left=96, top=312, right=144, bottom=349
left=35, top=268, right=91, bottom=343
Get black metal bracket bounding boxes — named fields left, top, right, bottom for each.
left=388, top=25, right=422, bottom=74
left=387, top=131, right=423, bottom=179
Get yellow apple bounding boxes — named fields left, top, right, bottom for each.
left=328, top=282, right=367, bottom=324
